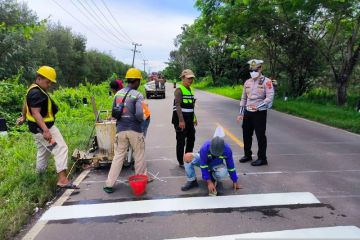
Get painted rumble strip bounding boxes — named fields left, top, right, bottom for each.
left=165, top=226, right=360, bottom=239
left=40, top=192, right=319, bottom=221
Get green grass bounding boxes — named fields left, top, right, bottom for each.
left=273, top=99, right=360, bottom=133
left=193, top=81, right=243, bottom=100
left=193, top=82, right=360, bottom=134
left=0, top=82, right=114, bottom=239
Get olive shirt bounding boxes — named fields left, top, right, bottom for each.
left=173, top=88, right=185, bottom=123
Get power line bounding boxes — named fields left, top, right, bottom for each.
left=100, top=0, right=134, bottom=43
left=74, top=0, right=128, bottom=45
left=51, top=0, right=127, bottom=50
left=80, top=0, right=130, bottom=45
left=89, top=0, right=131, bottom=44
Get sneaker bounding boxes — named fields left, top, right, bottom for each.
left=181, top=180, right=199, bottom=191
left=103, top=186, right=114, bottom=193
left=179, top=164, right=185, bottom=169
left=239, top=156, right=252, bottom=163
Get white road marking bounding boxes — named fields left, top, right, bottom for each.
left=245, top=169, right=360, bottom=175
left=40, top=192, right=319, bottom=221
left=82, top=169, right=360, bottom=184
left=165, top=226, right=360, bottom=239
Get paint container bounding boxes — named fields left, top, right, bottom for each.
left=128, top=174, right=148, bottom=196
left=0, top=118, right=7, bottom=136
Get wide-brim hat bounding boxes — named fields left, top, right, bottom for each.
left=180, top=69, right=195, bottom=78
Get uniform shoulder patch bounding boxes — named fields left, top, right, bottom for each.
left=266, top=80, right=273, bottom=89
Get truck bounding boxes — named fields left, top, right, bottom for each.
left=144, top=72, right=166, bottom=99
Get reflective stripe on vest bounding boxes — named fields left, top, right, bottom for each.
left=25, top=84, right=54, bottom=123
left=172, top=107, right=194, bottom=113
left=208, top=154, right=226, bottom=159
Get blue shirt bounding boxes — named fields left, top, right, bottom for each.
left=199, top=140, right=238, bottom=182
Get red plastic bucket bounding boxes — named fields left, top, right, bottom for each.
left=128, top=174, right=148, bottom=196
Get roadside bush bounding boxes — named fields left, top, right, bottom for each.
left=0, top=79, right=26, bottom=129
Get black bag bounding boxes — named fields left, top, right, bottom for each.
left=112, top=89, right=131, bottom=120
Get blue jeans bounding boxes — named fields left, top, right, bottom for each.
left=184, top=153, right=228, bottom=181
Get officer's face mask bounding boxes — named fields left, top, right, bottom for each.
left=249, top=68, right=261, bottom=79
left=250, top=71, right=259, bottom=79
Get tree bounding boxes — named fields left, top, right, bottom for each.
left=307, top=0, right=360, bottom=105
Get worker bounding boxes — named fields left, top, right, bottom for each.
left=109, top=79, right=124, bottom=94
left=237, top=59, right=274, bottom=166
left=181, top=127, right=241, bottom=195
left=172, top=69, right=197, bottom=168
left=16, top=66, right=78, bottom=189
left=104, top=68, right=147, bottom=193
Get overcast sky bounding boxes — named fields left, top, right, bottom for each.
left=23, top=0, right=199, bottom=72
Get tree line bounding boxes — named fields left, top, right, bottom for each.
left=0, top=0, right=130, bottom=87
left=163, top=0, right=360, bottom=106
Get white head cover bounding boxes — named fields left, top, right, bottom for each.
left=213, top=126, right=225, bottom=138
left=247, top=59, right=264, bottom=68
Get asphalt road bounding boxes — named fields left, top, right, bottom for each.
left=24, top=83, right=360, bottom=240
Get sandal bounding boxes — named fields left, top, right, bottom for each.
left=57, top=183, right=80, bottom=189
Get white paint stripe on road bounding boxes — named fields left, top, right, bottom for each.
left=165, top=226, right=360, bottom=239
left=82, top=169, right=360, bottom=184
left=245, top=169, right=360, bottom=175
left=40, top=192, right=319, bottom=221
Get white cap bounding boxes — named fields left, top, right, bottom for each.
left=213, top=126, right=225, bottom=138
left=247, top=59, right=264, bottom=68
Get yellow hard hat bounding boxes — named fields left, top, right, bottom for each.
left=125, top=68, right=142, bottom=80
left=36, top=66, right=57, bottom=83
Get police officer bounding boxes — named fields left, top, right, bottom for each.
left=237, top=59, right=274, bottom=166
left=172, top=69, right=197, bottom=167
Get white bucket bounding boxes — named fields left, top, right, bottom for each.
left=95, top=120, right=116, bottom=157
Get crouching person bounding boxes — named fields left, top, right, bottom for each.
left=181, top=135, right=241, bottom=195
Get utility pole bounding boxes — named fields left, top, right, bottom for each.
left=131, top=42, right=141, bottom=67
left=143, top=59, right=148, bottom=72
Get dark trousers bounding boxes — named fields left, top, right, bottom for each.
left=174, top=123, right=196, bottom=165
left=242, top=110, right=267, bottom=160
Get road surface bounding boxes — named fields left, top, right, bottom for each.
left=23, top=83, right=360, bottom=239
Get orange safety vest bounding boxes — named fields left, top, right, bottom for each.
left=25, top=84, right=54, bottom=123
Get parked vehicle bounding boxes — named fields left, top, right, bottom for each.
left=145, top=80, right=165, bottom=99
